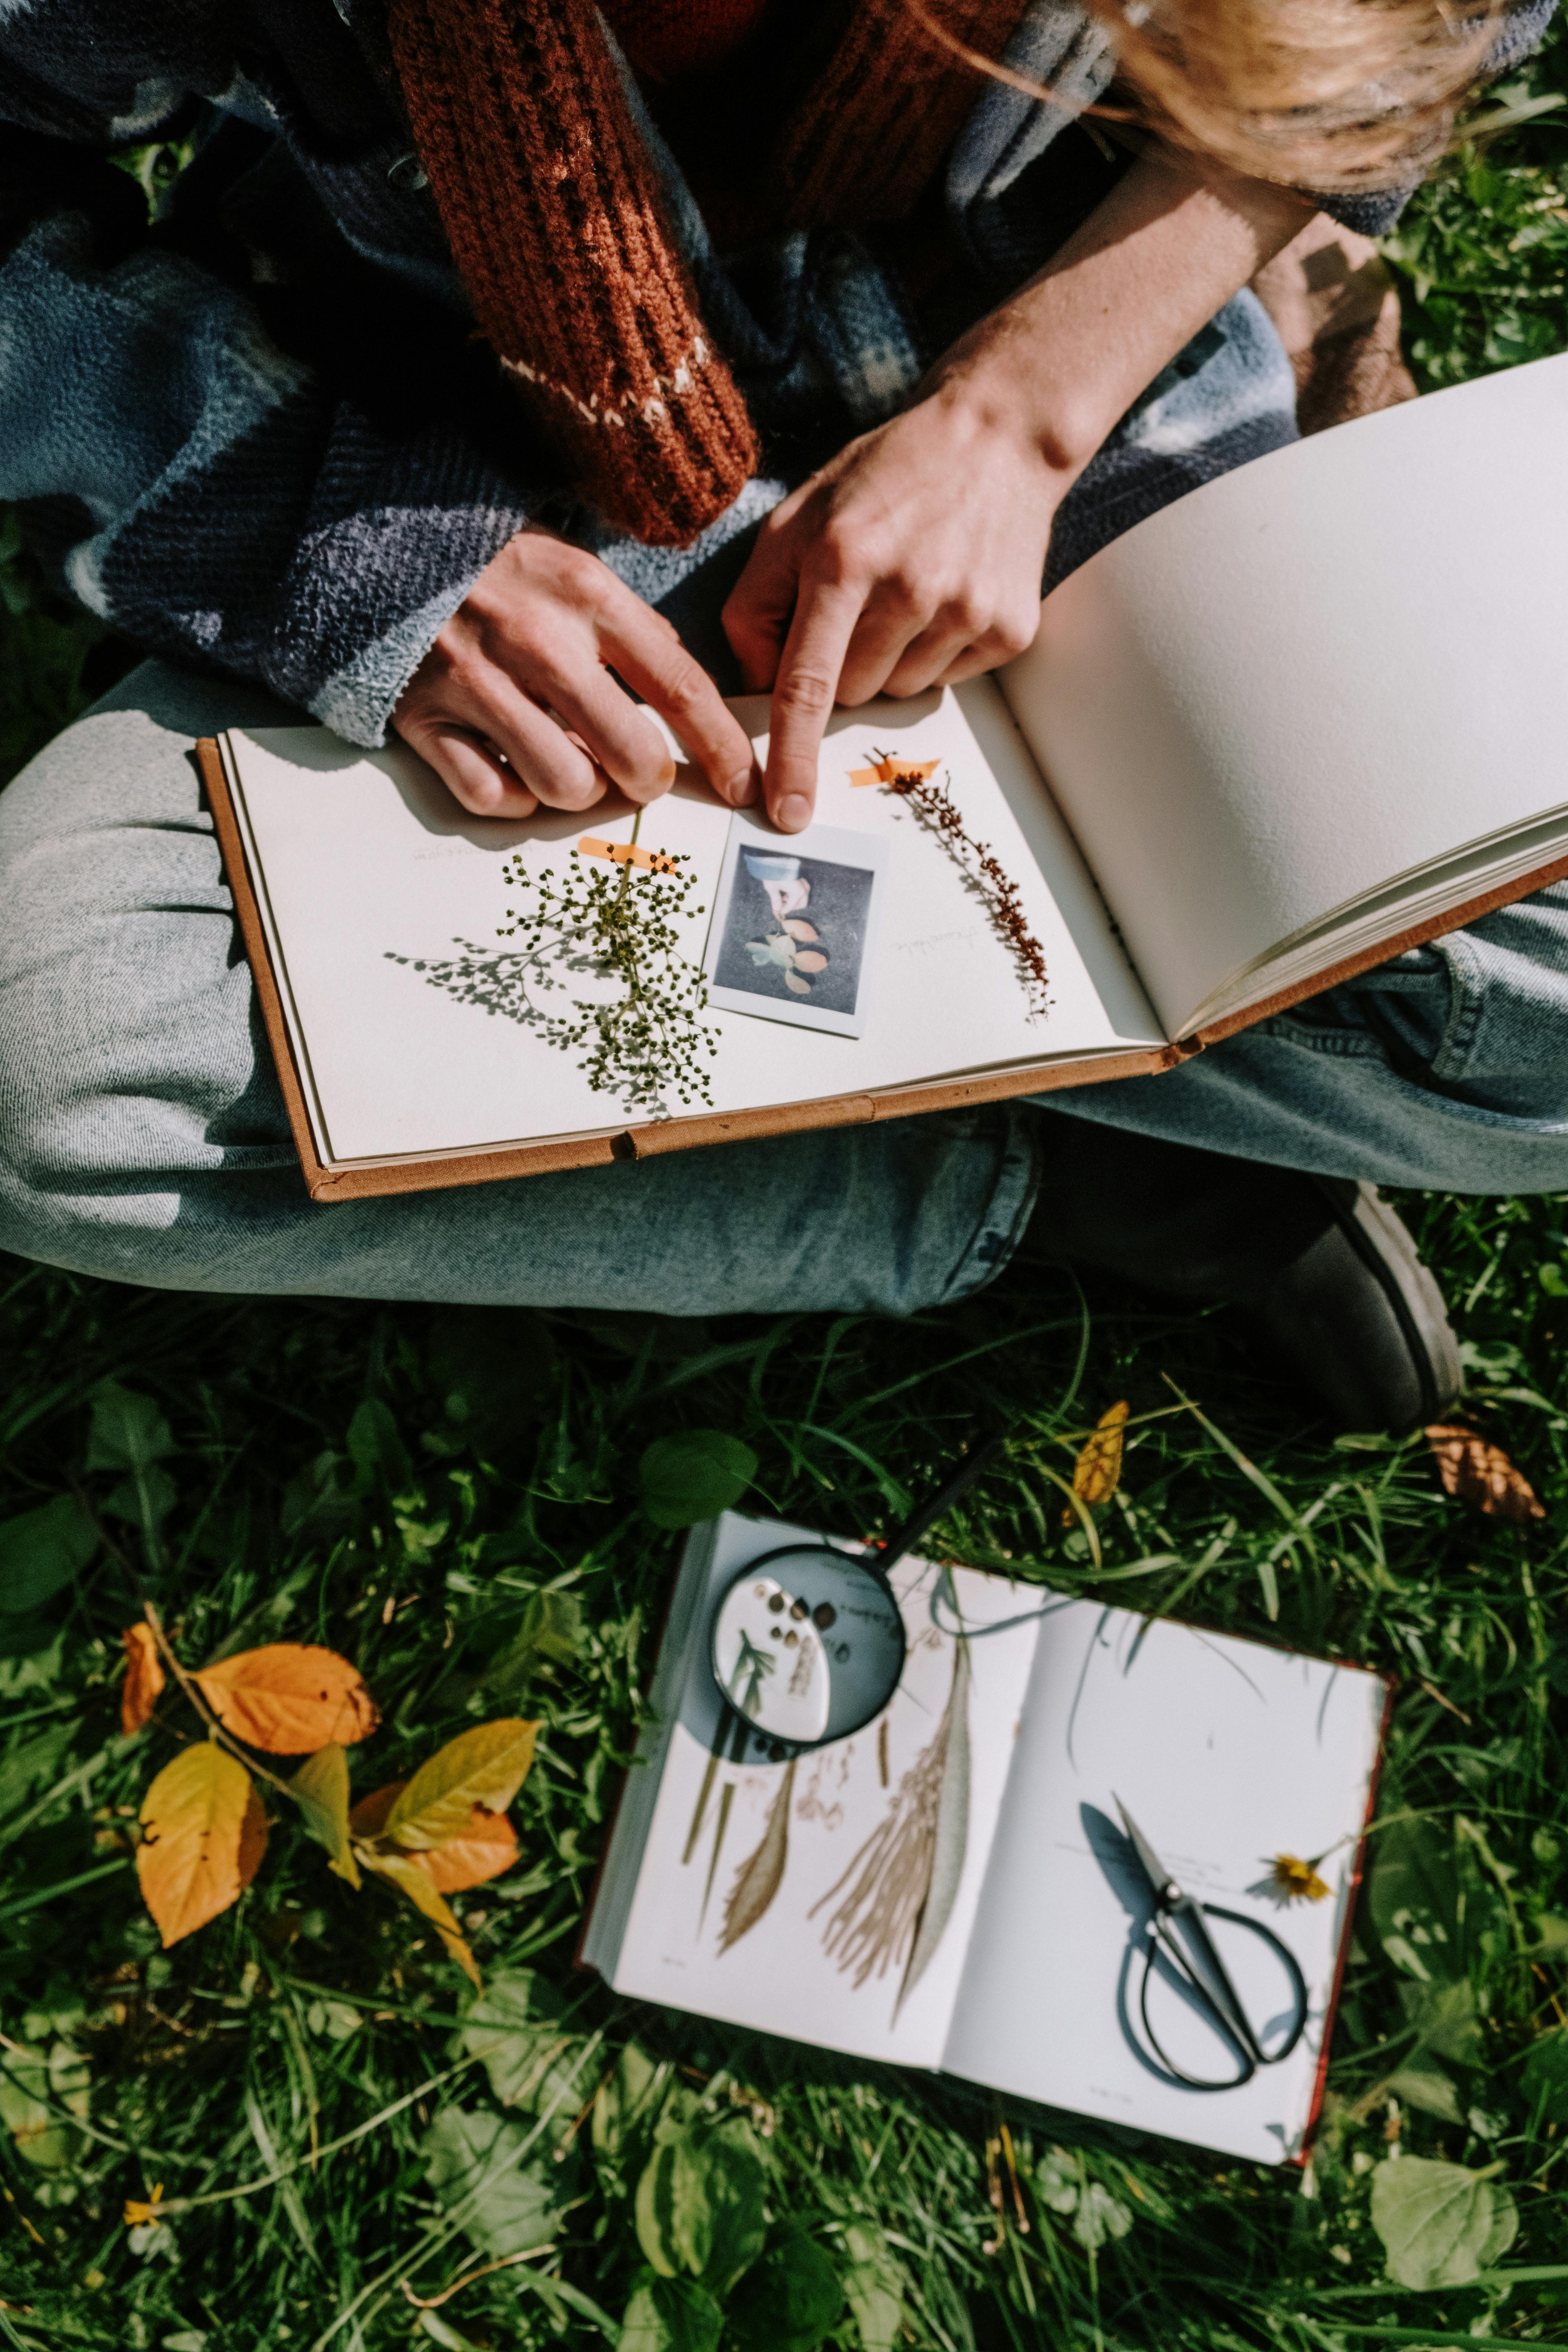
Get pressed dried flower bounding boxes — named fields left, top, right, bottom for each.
left=869, top=753, right=1050, bottom=1017
left=811, top=1639, right=971, bottom=2015
left=1269, top=1853, right=1330, bottom=1903
left=493, top=834, right=720, bottom=1113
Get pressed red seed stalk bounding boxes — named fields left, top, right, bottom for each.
left=880, top=762, right=1050, bottom=1016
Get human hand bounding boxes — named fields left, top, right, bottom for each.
left=763, top=876, right=811, bottom=921
left=722, top=388, right=1065, bottom=832
left=395, top=529, right=758, bottom=819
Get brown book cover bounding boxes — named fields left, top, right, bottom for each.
left=198, top=735, right=1568, bottom=1204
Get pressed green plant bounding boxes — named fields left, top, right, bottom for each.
left=495, top=813, right=721, bottom=1112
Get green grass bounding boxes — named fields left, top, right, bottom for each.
left=8, top=73, right=1568, bottom=2352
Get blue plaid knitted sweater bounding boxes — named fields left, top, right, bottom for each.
left=0, top=0, right=1553, bottom=748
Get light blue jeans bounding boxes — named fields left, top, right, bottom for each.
left=3, top=658, right=1568, bottom=1312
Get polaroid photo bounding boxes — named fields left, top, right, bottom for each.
left=704, top=817, right=889, bottom=1039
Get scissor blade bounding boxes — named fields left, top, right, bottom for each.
left=1113, top=1795, right=1182, bottom=1903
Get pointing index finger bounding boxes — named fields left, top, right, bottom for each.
left=765, top=578, right=863, bottom=833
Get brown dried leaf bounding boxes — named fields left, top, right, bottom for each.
left=194, top=1643, right=380, bottom=1754
left=1062, top=1402, right=1130, bottom=1525
left=1426, top=1424, right=1545, bottom=1524
left=137, top=1743, right=267, bottom=1948
left=784, top=971, right=812, bottom=996
left=782, top=919, right=819, bottom=942
left=121, top=1623, right=165, bottom=1735
left=719, top=1758, right=795, bottom=1954
left=794, top=950, right=828, bottom=973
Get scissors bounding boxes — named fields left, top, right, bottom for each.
left=1114, top=1798, right=1309, bottom=2091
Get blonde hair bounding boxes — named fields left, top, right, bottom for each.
left=907, top=0, right=1505, bottom=193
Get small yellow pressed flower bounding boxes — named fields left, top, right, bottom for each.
left=1270, top=1853, right=1330, bottom=1903
left=123, top=2184, right=164, bottom=2227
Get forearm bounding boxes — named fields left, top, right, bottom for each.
left=925, top=147, right=1317, bottom=483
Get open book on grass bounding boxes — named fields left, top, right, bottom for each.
left=578, top=1513, right=1390, bottom=2167
left=201, top=351, right=1568, bottom=1200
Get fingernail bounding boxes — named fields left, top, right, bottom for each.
left=726, top=766, right=760, bottom=807
left=657, top=756, right=677, bottom=789
left=774, top=793, right=811, bottom=832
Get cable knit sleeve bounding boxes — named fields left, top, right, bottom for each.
left=0, top=123, right=552, bottom=746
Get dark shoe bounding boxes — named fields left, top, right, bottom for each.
left=1023, top=1121, right=1461, bottom=1432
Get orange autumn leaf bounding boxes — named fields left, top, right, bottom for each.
left=121, top=1623, right=165, bottom=1735
left=1426, top=1424, right=1545, bottom=1524
left=419, top=1805, right=519, bottom=1895
left=1074, top=1401, right=1130, bottom=1504
left=348, top=1777, right=517, bottom=1892
left=348, top=1780, right=406, bottom=1842
left=383, top=1719, right=537, bottom=1852
left=1062, top=1401, right=1130, bottom=1523
left=137, top=1744, right=267, bottom=1948
left=193, top=1643, right=380, bottom=1754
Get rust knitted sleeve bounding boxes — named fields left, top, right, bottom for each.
left=775, top=0, right=1029, bottom=225
left=600, top=0, right=771, bottom=83
left=386, top=0, right=761, bottom=547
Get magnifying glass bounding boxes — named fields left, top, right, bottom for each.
left=708, top=1430, right=1005, bottom=1755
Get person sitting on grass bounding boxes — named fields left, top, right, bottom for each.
left=0, top=0, right=1557, bottom=1430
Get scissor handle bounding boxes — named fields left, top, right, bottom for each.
left=1137, top=1902, right=1309, bottom=2093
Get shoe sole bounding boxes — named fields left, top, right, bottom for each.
left=1312, top=1180, right=1463, bottom=1426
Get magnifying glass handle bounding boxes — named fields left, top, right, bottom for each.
left=876, top=1427, right=1008, bottom=1579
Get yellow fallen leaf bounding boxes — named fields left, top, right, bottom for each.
left=351, top=1778, right=518, bottom=1893
left=384, top=1720, right=538, bottom=1853
left=194, top=1642, right=380, bottom=1754
left=290, top=1742, right=360, bottom=1888
left=358, top=1848, right=481, bottom=1988
left=1426, top=1424, right=1545, bottom=1524
left=1062, top=1401, right=1130, bottom=1522
left=137, top=1744, right=267, bottom=1948
left=120, top=1623, right=165, bottom=1736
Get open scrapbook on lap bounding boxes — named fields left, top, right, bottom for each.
left=577, top=1513, right=1391, bottom=2166
left=201, top=349, right=1568, bottom=1200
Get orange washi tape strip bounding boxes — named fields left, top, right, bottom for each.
left=848, top=758, right=941, bottom=787
left=577, top=837, right=677, bottom=874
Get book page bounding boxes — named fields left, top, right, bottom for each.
left=597, top=1514, right=1043, bottom=2070
left=1001, top=351, right=1568, bottom=1038
left=940, top=1603, right=1386, bottom=2163
left=223, top=682, right=1162, bottom=1167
